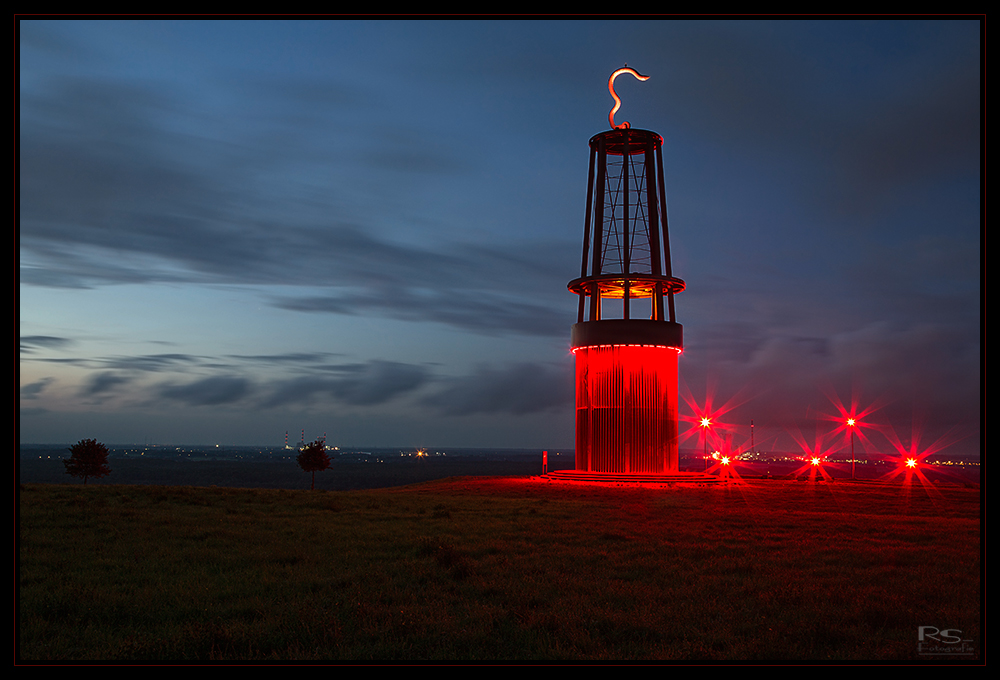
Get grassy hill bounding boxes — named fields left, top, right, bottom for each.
left=18, top=476, right=981, bottom=662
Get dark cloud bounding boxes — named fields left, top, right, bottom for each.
left=325, top=360, right=429, bottom=405
left=159, top=375, right=252, bottom=406
left=425, top=362, right=573, bottom=416
left=79, top=371, right=132, bottom=396
left=679, top=317, right=979, bottom=451
left=18, top=72, right=576, bottom=337
left=20, top=335, right=73, bottom=353
left=20, top=377, right=54, bottom=399
left=276, top=288, right=567, bottom=338
left=227, top=352, right=340, bottom=365
left=261, top=360, right=429, bottom=408
left=99, top=354, right=203, bottom=372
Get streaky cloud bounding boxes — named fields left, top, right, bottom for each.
left=20, top=335, right=73, bottom=353
left=80, top=371, right=132, bottom=396
left=159, top=375, right=252, bottom=406
left=20, top=377, right=54, bottom=399
left=425, top=362, right=573, bottom=416
left=261, top=360, right=429, bottom=408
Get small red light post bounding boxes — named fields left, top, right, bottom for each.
left=847, top=417, right=857, bottom=479
left=700, top=417, right=711, bottom=470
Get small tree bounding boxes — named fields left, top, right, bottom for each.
left=297, top=439, right=330, bottom=490
left=64, top=438, right=111, bottom=484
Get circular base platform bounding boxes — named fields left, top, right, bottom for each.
left=544, top=470, right=723, bottom=485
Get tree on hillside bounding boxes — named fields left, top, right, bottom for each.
left=297, top=439, right=330, bottom=490
left=64, top=439, right=111, bottom=484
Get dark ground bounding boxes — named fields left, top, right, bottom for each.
left=19, top=449, right=979, bottom=492
left=17, top=451, right=573, bottom=491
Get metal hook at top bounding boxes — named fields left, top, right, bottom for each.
left=608, top=66, right=649, bottom=130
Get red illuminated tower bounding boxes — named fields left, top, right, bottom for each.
left=566, top=68, right=686, bottom=477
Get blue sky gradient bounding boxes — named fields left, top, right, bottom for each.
left=19, top=19, right=981, bottom=455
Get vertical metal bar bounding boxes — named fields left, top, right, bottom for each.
left=622, top=133, right=630, bottom=320
left=579, top=146, right=597, bottom=324
left=581, top=145, right=596, bottom=278
left=645, top=135, right=665, bottom=323
left=655, top=143, right=672, bottom=278
left=590, top=137, right=607, bottom=322
left=592, top=137, right=606, bottom=278
left=590, top=281, right=600, bottom=321
left=655, top=143, right=676, bottom=322
left=645, top=136, right=663, bottom=276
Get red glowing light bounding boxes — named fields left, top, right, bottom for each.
left=679, top=380, right=751, bottom=456
left=574, top=344, right=680, bottom=473
left=786, top=425, right=838, bottom=481
left=878, top=419, right=968, bottom=488
left=608, top=66, right=649, bottom=130
left=720, top=456, right=730, bottom=465
left=820, top=390, right=885, bottom=444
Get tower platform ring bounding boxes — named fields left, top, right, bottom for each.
left=568, top=274, right=686, bottom=299
left=571, top=319, right=683, bottom=350
left=589, top=128, right=664, bottom=156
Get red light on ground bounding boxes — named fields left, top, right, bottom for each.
left=906, top=458, right=917, bottom=468
left=811, top=457, right=821, bottom=466
left=847, top=418, right=856, bottom=427
left=700, top=417, right=711, bottom=428
left=721, top=456, right=730, bottom=465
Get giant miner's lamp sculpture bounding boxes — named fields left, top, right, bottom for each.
left=551, top=67, right=716, bottom=484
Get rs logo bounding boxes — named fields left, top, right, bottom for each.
left=918, top=626, right=964, bottom=644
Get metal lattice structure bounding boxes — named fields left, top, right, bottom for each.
left=568, top=126, right=686, bottom=474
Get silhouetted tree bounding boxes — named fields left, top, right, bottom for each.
left=297, top=439, right=330, bottom=490
left=64, top=438, right=111, bottom=484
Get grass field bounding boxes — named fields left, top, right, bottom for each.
left=18, top=476, right=981, bottom=662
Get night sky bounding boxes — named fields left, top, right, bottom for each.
left=19, top=19, right=981, bottom=457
